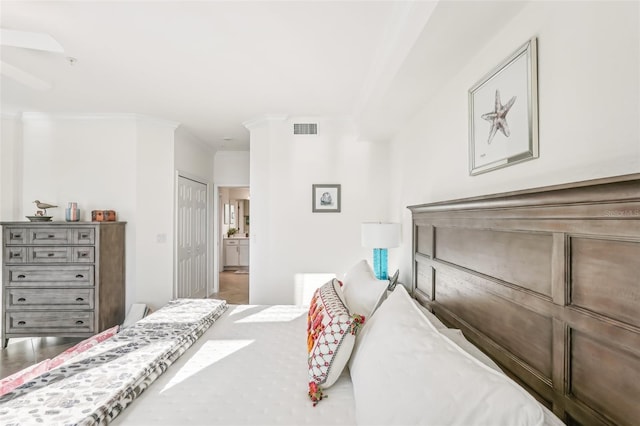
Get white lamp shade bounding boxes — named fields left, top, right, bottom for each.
left=361, top=222, right=401, bottom=248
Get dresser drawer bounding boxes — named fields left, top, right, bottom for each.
left=12, top=247, right=95, bottom=264
left=29, top=246, right=72, bottom=263
left=225, top=239, right=239, bottom=246
left=6, top=266, right=94, bottom=287
left=5, top=311, right=94, bottom=333
left=6, top=288, right=94, bottom=310
left=73, top=247, right=95, bottom=262
left=4, top=247, right=26, bottom=264
left=4, top=228, right=27, bottom=245
left=73, top=228, right=95, bottom=244
left=28, top=228, right=72, bottom=245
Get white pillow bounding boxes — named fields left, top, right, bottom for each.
left=341, top=259, right=388, bottom=318
left=412, top=300, right=447, bottom=329
left=349, top=285, right=544, bottom=426
left=438, top=328, right=503, bottom=372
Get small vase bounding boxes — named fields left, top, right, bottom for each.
left=65, top=202, right=80, bottom=222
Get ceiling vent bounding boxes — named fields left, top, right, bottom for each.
left=293, top=123, right=318, bottom=135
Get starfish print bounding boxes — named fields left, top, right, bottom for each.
left=481, top=90, right=516, bottom=144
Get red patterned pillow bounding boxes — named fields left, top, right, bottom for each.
left=307, top=278, right=365, bottom=406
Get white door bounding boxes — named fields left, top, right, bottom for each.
left=177, top=176, right=208, bottom=298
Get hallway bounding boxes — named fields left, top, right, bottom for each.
left=211, top=270, right=249, bottom=304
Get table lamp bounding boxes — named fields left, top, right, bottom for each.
left=361, top=222, right=401, bottom=280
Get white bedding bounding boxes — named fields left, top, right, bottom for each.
left=113, top=304, right=356, bottom=425
left=112, top=301, right=564, bottom=426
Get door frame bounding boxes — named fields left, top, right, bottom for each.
left=213, top=183, right=249, bottom=295
left=174, top=170, right=213, bottom=298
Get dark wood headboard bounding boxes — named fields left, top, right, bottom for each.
left=408, top=174, right=639, bottom=426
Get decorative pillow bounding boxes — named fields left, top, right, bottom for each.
left=307, top=278, right=365, bottom=406
left=349, top=285, right=544, bottom=425
left=341, top=259, right=389, bottom=318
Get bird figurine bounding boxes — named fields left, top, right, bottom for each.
left=33, top=200, right=57, bottom=216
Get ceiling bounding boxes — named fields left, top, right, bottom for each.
left=0, top=1, right=527, bottom=151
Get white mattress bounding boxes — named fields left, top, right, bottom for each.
left=113, top=305, right=356, bottom=425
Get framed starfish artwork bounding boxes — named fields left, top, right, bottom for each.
left=468, top=37, right=538, bottom=175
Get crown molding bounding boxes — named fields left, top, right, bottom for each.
left=135, top=114, right=180, bottom=129
left=242, top=114, right=288, bottom=130
left=1, top=111, right=21, bottom=120
left=18, top=112, right=179, bottom=129
left=21, top=112, right=138, bottom=121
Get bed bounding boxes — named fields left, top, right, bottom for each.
left=0, top=173, right=637, bottom=425
left=408, top=173, right=639, bottom=426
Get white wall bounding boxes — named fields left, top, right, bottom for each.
left=247, top=116, right=393, bottom=304
left=0, top=114, right=22, bottom=221
left=174, top=125, right=216, bottom=295
left=214, top=151, right=250, bottom=185
left=2, top=113, right=180, bottom=312
left=390, top=1, right=640, bottom=285
left=134, top=118, right=177, bottom=310
left=15, top=114, right=139, bottom=309
left=174, top=126, right=215, bottom=181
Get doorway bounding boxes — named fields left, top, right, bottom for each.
left=215, top=186, right=250, bottom=303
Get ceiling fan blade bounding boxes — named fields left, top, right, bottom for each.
left=1, top=28, right=64, bottom=53
left=1, top=60, right=52, bottom=90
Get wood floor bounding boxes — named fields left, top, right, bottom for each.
left=210, top=270, right=249, bottom=304
left=0, top=270, right=248, bottom=380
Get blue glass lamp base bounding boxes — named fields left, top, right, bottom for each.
left=372, top=248, right=388, bottom=280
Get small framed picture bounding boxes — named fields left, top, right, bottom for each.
left=312, top=184, right=341, bottom=213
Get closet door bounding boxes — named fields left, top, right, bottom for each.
left=177, top=176, right=207, bottom=298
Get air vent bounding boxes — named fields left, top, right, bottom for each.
left=293, top=123, right=318, bottom=135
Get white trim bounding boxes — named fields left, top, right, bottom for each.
left=174, top=125, right=216, bottom=155
left=20, top=112, right=180, bottom=129
left=0, top=111, right=21, bottom=120
left=352, top=1, right=438, bottom=118
left=242, top=114, right=288, bottom=130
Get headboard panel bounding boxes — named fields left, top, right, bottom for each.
left=408, top=174, right=640, bottom=426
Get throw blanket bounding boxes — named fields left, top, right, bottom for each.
left=0, top=299, right=228, bottom=425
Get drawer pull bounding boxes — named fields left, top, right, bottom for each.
left=17, top=321, right=26, bottom=325
left=47, top=253, right=55, bottom=257
left=75, top=274, right=84, bottom=279
left=80, top=233, right=89, bottom=239
left=75, top=297, right=84, bottom=302
left=17, top=297, right=26, bottom=302
left=13, top=233, right=22, bottom=239
left=10, top=252, right=21, bottom=258
left=75, top=320, right=84, bottom=325
left=48, top=234, right=55, bottom=238
left=17, top=274, right=26, bottom=279
left=79, top=252, right=88, bottom=257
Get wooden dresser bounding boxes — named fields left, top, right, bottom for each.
left=1, top=221, right=126, bottom=347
